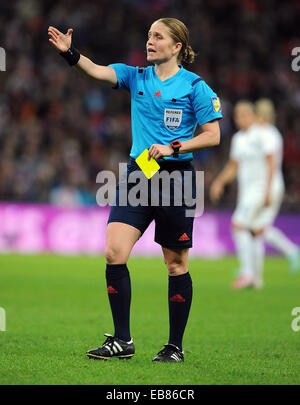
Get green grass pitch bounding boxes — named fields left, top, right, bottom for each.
left=0, top=253, right=299, bottom=385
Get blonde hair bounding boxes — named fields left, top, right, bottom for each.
left=234, top=100, right=255, bottom=113
left=155, top=17, right=196, bottom=64
left=255, top=98, right=276, bottom=125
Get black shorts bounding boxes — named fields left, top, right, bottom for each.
left=108, top=158, right=196, bottom=249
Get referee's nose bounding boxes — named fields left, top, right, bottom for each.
left=147, top=36, right=154, bottom=47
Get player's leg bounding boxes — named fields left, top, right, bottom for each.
left=152, top=201, right=194, bottom=360
left=231, top=199, right=263, bottom=288
left=164, top=247, right=192, bottom=348
left=105, top=221, right=141, bottom=264
left=104, top=222, right=141, bottom=342
left=232, top=223, right=254, bottom=277
left=99, top=158, right=152, bottom=345
left=250, top=228, right=265, bottom=289
left=87, top=157, right=155, bottom=360
left=264, top=226, right=300, bottom=273
left=250, top=195, right=283, bottom=288
left=87, top=222, right=141, bottom=360
left=231, top=223, right=256, bottom=289
left=265, top=225, right=299, bottom=257
left=153, top=247, right=191, bottom=363
left=261, top=188, right=299, bottom=273
left=152, top=162, right=195, bottom=362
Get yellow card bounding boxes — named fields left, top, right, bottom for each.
left=135, top=149, right=160, bottom=179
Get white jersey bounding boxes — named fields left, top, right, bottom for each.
left=230, top=123, right=284, bottom=202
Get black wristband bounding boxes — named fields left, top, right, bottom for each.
left=59, top=43, right=80, bottom=66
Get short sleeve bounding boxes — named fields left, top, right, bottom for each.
left=191, top=80, right=223, bottom=126
left=261, top=128, right=281, bottom=155
left=108, top=63, right=136, bottom=91
left=229, top=135, right=239, bottom=161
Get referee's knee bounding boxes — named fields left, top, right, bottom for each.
left=166, top=262, right=188, bottom=276
left=104, top=245, right=128, bottom=265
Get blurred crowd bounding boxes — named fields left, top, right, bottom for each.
left=0, top=0, right=300, bottom=210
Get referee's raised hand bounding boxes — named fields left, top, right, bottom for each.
left=48, top=26, right=73, bottom=52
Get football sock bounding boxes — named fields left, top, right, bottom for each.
left=232, top=229, right=254, bottom=277
left=252, top=235, right=265, bottom=286
left=264, top=226, right=298, bottom=257
left=168, top=272, right=193, bottom=351
left=106, top=263, right=131, bottom=342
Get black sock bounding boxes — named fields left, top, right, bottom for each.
left=168, top=272, right=193, bottom=351
left=106, top=263, right=131, bottom=342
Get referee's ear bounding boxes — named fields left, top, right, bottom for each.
left=173, top=42, right=182, bottom=58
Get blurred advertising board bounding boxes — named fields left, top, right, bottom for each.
left=0, top=203, right=299, bottom=257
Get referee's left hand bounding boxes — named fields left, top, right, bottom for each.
left=148, top=144, right=173, bottom=160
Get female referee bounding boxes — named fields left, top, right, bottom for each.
left=48, top=17, right=222, bottom=362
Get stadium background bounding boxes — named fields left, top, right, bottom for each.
left=0, top=0, right=299, bottom=256
left=0, top=0, right=300, bottom=386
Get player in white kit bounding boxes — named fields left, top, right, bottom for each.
left=256, top=99, right=300, bottom=274
left=210, top=100, right=299, bottom=289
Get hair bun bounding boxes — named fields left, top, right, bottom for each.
left=182, top=45, right=196, bottom=64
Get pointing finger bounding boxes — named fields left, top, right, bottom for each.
left=49, top=26, right=62, bottom=36
left=48, top=30, right=58, bottom=40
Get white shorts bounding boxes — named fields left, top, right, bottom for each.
left=232, top=190, right=283, bottom=231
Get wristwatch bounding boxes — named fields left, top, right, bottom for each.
left=170, top=140, right=182, bottom=158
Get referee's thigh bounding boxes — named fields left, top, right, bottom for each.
left=105, top=222, right=141, bottom=264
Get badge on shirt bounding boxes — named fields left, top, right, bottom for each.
left=211, top=97, right=221, bottom=113
left=164, top=108, right=182, bottom=131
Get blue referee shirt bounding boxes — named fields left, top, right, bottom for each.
left=109, top=64, right=222, bottom=161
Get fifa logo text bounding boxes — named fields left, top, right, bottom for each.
left=291, top=47, right=300, bottom=72
left=0, top=307, right=6, bottom=331
left=291, top=307, right=300, bottom=332
left=0, top=47, right=6, bottom=71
